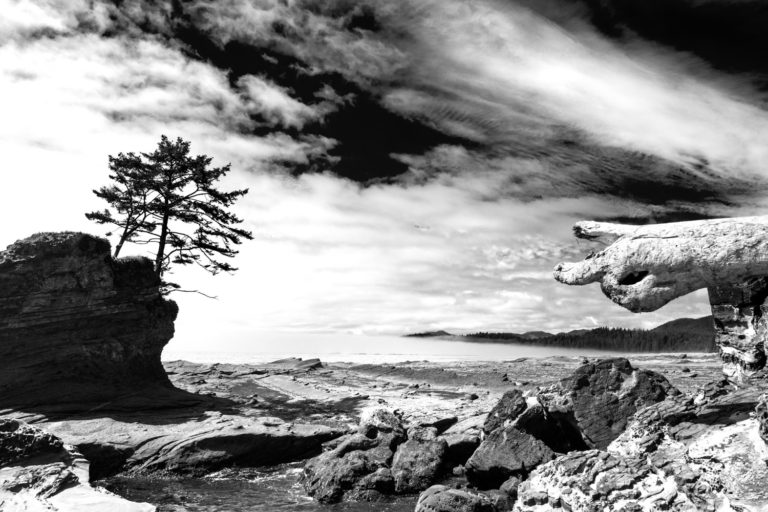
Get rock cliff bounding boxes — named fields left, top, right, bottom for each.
left=0, top=232, right=178, bottom=410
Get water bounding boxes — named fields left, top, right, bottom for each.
left=101, top=464, right=417, bottom=512
left=163, top=332, right=624, bottom=365
left=123, top=333, right=625, bottom=510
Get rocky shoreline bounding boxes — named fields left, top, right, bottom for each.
left=1, top=353, right=727, bottom=511
left=2, top=232, right=766, bottom=512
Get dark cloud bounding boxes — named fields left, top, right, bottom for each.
left=576, top=0, right=768, bottom=86
left=41, top=0, right=768, bottom=217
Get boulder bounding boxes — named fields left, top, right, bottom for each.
left=303, top=408, right=455, bottom=502
left=415, top=485, right=497, bottom=512
left=302, top=407, right=405, bottom=503
left=465, top=426, right=555, bottom=489
left=542, top=358, right=677, bottom=449
left=391, top=427, right=448, bottom=493
left=466, top=358, right=675, bottom=489
left=0, top=232, right=178, bottom=410
left=0, top=419, right=154, bottom=511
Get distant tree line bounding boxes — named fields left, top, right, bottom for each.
left=465, top=327, right=715, bottom=353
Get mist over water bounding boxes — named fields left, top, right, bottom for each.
left=163, top=332, right=623, bottom=364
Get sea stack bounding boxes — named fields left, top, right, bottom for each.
left=0, top=232, right=178, bottom=410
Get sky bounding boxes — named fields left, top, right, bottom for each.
left=2, top=0, right=768, bottom=347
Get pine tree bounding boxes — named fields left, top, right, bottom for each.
left=86, top=135, right=253, bottom=294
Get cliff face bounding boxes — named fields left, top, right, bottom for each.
left=0, top=232, right=178, bottom=409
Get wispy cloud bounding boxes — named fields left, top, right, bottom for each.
left=0, top=0, right=734, bottom=344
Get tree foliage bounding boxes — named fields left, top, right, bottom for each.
left=86, top=135, right=253, bottom=294
left=465, top=327, right=715, bottom=353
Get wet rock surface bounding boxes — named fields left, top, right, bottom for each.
left=302, top=407, right=454, bottom=503
left=0, top=419, right=153, bottom=511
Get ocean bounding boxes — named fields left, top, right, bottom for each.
left=162, top=332, right=624, bottom=365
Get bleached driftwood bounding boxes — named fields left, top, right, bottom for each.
left=554, top=216, right=768, bottom=383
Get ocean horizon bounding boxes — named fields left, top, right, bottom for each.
left=162, top=331, right=682, bottom=365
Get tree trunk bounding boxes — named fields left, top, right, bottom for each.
left=154, top=209, right=169, bottom=278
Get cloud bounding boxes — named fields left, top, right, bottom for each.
left=0, top=7, right=333, bottom=243
left=383, top=0, right=768, bottom=182
left=0, top=0, right=726, bottom=350
left=168, top=169, right=711, bottom=348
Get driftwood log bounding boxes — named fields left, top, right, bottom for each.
left=554, top=217, right=768, bottom=383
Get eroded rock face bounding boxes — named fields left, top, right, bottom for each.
left=514, top=450, right=696, bottom=512
left=0, top=419, right=154, bottom=512
left=709, top=279, right=768, bottom=383
left=543, top=380, right=768, bottom=512
left=0, top=232, right=178, bottom=409
left=553, top=217, right=768, bottom=380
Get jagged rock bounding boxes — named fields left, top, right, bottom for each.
left=465, top=426, right=555, bottom=489
left=553, top=216, right=768, bottom=382
left=359, top=407, right=406, bottom=438
left=464, top=358, right=673, bottom=490
left=0, top=232, right=178, bottom=410
left=302, top=407, right=406, bottom=503
left=756, top=394, right=768, bottom=444
left=391, top=427, right=448, bottom=493
left=303, top=432, right=398, bottom=503
left=0, top=419, right=63, bottom=466
left=514, top=449, right=701, bottom=512
left=482, top=389, right=527, bottom=434
left=500, top=476, right=521, bottom=499
left=541, top=358, right=677, bottom=449
left=303, top=408, right=456, bottom=502
left=415, top=485, right=497, bottom=512
left=595, top=381, right=768, bottom=511
left=708, top=278, right=768, bottom=382
left=0, top=419, right=153, bottom=511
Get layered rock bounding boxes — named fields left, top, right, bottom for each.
left=0, top=232, right=178, bottom=409
left=553, top=216, right=768, bottom=382
left=0, top=419, right=153, bottom=512
left=708, top=278, right=768, bottom=382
